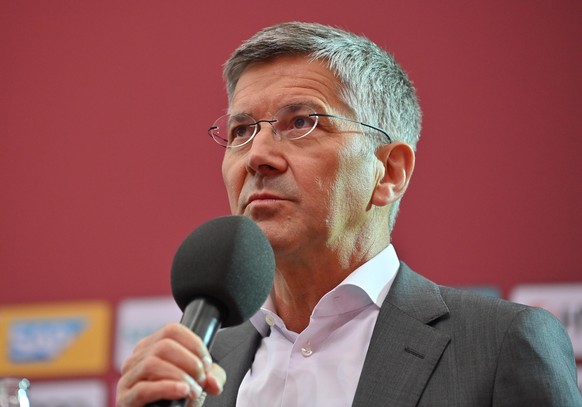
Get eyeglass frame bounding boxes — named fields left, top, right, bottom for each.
left=207, top=107, right=392, bottom=148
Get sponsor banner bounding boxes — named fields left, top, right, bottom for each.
left=0, top=301, right=110, bottom=377
left=29, top=379, right=107, bottom=407
left=510, top=284, right=582, bottom=358
left=114, top=297, right=181, bottom=371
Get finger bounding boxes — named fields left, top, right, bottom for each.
left=202, top=363, right=227, bottom=396
left=117, top=378, right=195, bottom=407
left=120, top=325, right=184, bottom=376
left=121, top=342, right=208, bottom=395
left=118, top=356, right=185, bottom=394
left=128, top=324, right=211, bottom=368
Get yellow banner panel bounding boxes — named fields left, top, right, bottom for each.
left=0, top=301, right=110, bottom=377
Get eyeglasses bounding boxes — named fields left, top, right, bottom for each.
left=208, top=104, right=392, bottom=148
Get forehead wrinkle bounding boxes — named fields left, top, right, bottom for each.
left=230, top=83, right=333, bottom=116
left=229, top=57, right=348, bottom=117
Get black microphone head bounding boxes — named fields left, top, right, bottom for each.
left=171, top=215, right=275, bottom=327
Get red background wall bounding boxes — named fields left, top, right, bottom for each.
left=1, top=0, right=581, bottom=402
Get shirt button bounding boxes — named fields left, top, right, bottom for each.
left=265, top=314, right=276, bottom=327
left=301, top=343, right=313, bottom=357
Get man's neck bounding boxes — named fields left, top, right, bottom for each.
left=271, top=240, right=389, bottom=333
left=272, top=268, right=344, bottom=333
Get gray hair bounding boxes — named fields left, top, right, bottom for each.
left=224, top=22, right=421, bottom=231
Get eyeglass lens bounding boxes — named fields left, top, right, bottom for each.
left=209, top=104, right=319, bottom=147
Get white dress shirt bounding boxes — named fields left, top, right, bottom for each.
left=236, top=245, right=400, bottom=407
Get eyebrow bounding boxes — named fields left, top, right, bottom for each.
left=230, top=113, right=252, bottom=121
left=228, top=101, right=329, bottom=117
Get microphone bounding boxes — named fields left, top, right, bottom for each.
left=146, top=215, right=275, bottom=407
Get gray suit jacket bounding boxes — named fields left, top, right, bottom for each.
left=204, top=263, right=581, bottom=406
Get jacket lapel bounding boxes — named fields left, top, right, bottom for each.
left=205, top=322, right=261, bottom=407
left=352, top=263, right=451, bottom=407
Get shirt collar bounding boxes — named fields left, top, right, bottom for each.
left=250, top=244, right=400, bottom=337
left=338, top=243, right=399, bottom=308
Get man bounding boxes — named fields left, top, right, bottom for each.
left=117, top=22, right=581, bottom=406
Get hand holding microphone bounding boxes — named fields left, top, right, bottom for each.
left=116, top=216, right=275, bottom=407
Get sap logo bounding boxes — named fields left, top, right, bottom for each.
left=9, top=318, right=87, bottom=363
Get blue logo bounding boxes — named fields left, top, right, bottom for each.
left=9, top=318, right=87, bottom=362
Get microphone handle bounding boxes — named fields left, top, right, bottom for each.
left=145, top=299, right=222, bottom=407
left=180, top=298, right=222, bottom=347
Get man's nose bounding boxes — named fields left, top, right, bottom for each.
left=245, top=122, right=287, bottom=175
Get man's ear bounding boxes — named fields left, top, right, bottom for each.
left=371, top=142, right=415, bottom=207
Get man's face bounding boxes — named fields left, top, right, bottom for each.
left=221, top=56, right=381, bottom=263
